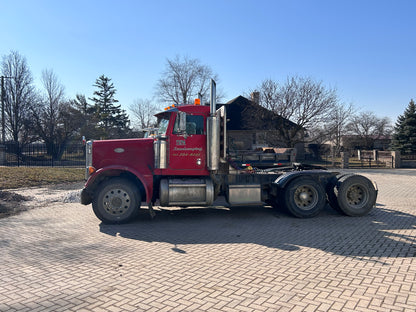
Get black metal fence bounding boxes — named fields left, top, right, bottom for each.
left=2, top=142, right=415, bottom=169
left=2, top=142, right=85, bottom=167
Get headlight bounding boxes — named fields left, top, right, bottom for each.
left=85, top=140, right=93, bottom=180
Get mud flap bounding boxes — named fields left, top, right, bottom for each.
left=148, top=202, right=156, bottom=219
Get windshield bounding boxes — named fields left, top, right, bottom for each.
left=143, top=128, right=158, bottom=138
left=157, top=117, right=169, bottom=135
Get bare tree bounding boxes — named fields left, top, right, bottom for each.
left=346, top=111, right=392, bottom=149
left=255, top=79, right=280, bottom=111
left=41, top=69, right=65, bottom=135
left=1, top=51, right=36, bottom=143
left=254, top=76, right=339, bottom=147
left=280, top=76, right=337, bottom=129
left=156, top=55, right=222, bottom=105
left=323, top=103, right=355, bottom=154
left=129, top=98, right=159, bottom=130
left=30, top=69, right=75, bottom=158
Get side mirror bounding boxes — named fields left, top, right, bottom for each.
left=178, top=112, right=187, bottom=132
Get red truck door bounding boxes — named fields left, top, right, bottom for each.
left=168, top=113, right=207, bottom=172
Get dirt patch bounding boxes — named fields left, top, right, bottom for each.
left=0, top=190, right=32, bottom=218
left=0, top=182, right=83, bottom=219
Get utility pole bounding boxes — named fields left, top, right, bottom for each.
left=1, top=76, right=12, bottom=145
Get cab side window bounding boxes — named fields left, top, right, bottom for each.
left=173, top=114, right=204, bottom=135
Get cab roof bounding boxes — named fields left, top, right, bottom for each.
left=155, top=104, right=210, bottom=118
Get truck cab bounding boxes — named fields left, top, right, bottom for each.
left=153, top=104, right=210, bottom=175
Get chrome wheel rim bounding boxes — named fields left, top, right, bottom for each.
left=294, top=185, right=318, bottom=210
left=346, top=184, right=368, bottom=209
left=103, top=188, right=131, bottom=215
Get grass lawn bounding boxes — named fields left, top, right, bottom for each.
left=0, top=157, right=388, bottom=190
left=0, top=167, right=85, bottom=189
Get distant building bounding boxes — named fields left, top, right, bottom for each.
left=324, top=135, right=392, bottom=151
left=220, top=95, right=304, bottom=152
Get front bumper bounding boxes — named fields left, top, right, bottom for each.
left=80, top=188, right=92, bottom=205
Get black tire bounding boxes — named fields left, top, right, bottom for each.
left=92, top=178, right=141, bottom=224
left=334, top=174, right=377, bottom=217
left=327, top=173, right=352, bottom=213
left=282, top=177, right=326, bottom=218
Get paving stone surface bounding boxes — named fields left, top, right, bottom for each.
left=1, top=169, right=415, bottom=311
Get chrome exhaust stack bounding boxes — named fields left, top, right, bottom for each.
left=207, top=79, right=220, bottom=171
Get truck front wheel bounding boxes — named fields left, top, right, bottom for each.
left=92, top=178, right=140, bottom=224
left=282, top=178, right=326, bottom=218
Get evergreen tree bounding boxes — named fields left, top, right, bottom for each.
left=89, top=75, right=130, bottom=139
left=70, top=94, right=100, bottom=140
left=392, top=99, right=416, bottom=154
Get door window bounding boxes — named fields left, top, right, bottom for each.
left=173, top=115, right=204, bottom=135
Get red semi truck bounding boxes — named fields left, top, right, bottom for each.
left=81, top=80, right=377, bottom=224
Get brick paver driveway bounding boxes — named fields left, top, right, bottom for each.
left=1, top=169, right=415, bottom=311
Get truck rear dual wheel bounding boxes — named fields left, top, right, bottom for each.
left=332, top=174, right=377, bottom=217
left=92, top=178, right=141, bottom=224
left=282, top=178, right=326, bottom=218
left=326, top=173, right=349, bottom=213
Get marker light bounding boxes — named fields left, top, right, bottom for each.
left=194, top=98, right=201, bottom=105
left=88, top=166, right=96, bottom=175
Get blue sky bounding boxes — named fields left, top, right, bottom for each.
left=1, top=0, right=415, bottom=123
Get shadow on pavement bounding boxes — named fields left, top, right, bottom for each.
left=99, top=203, right=416, bottom=259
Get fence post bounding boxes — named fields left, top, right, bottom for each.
left=341, top=151, right=350, bottom=169
left=391, top=151, right=401, bottom=168
left=0, top=144, right=5, bottom=165
left=17, top=143, right=20, bottom=167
